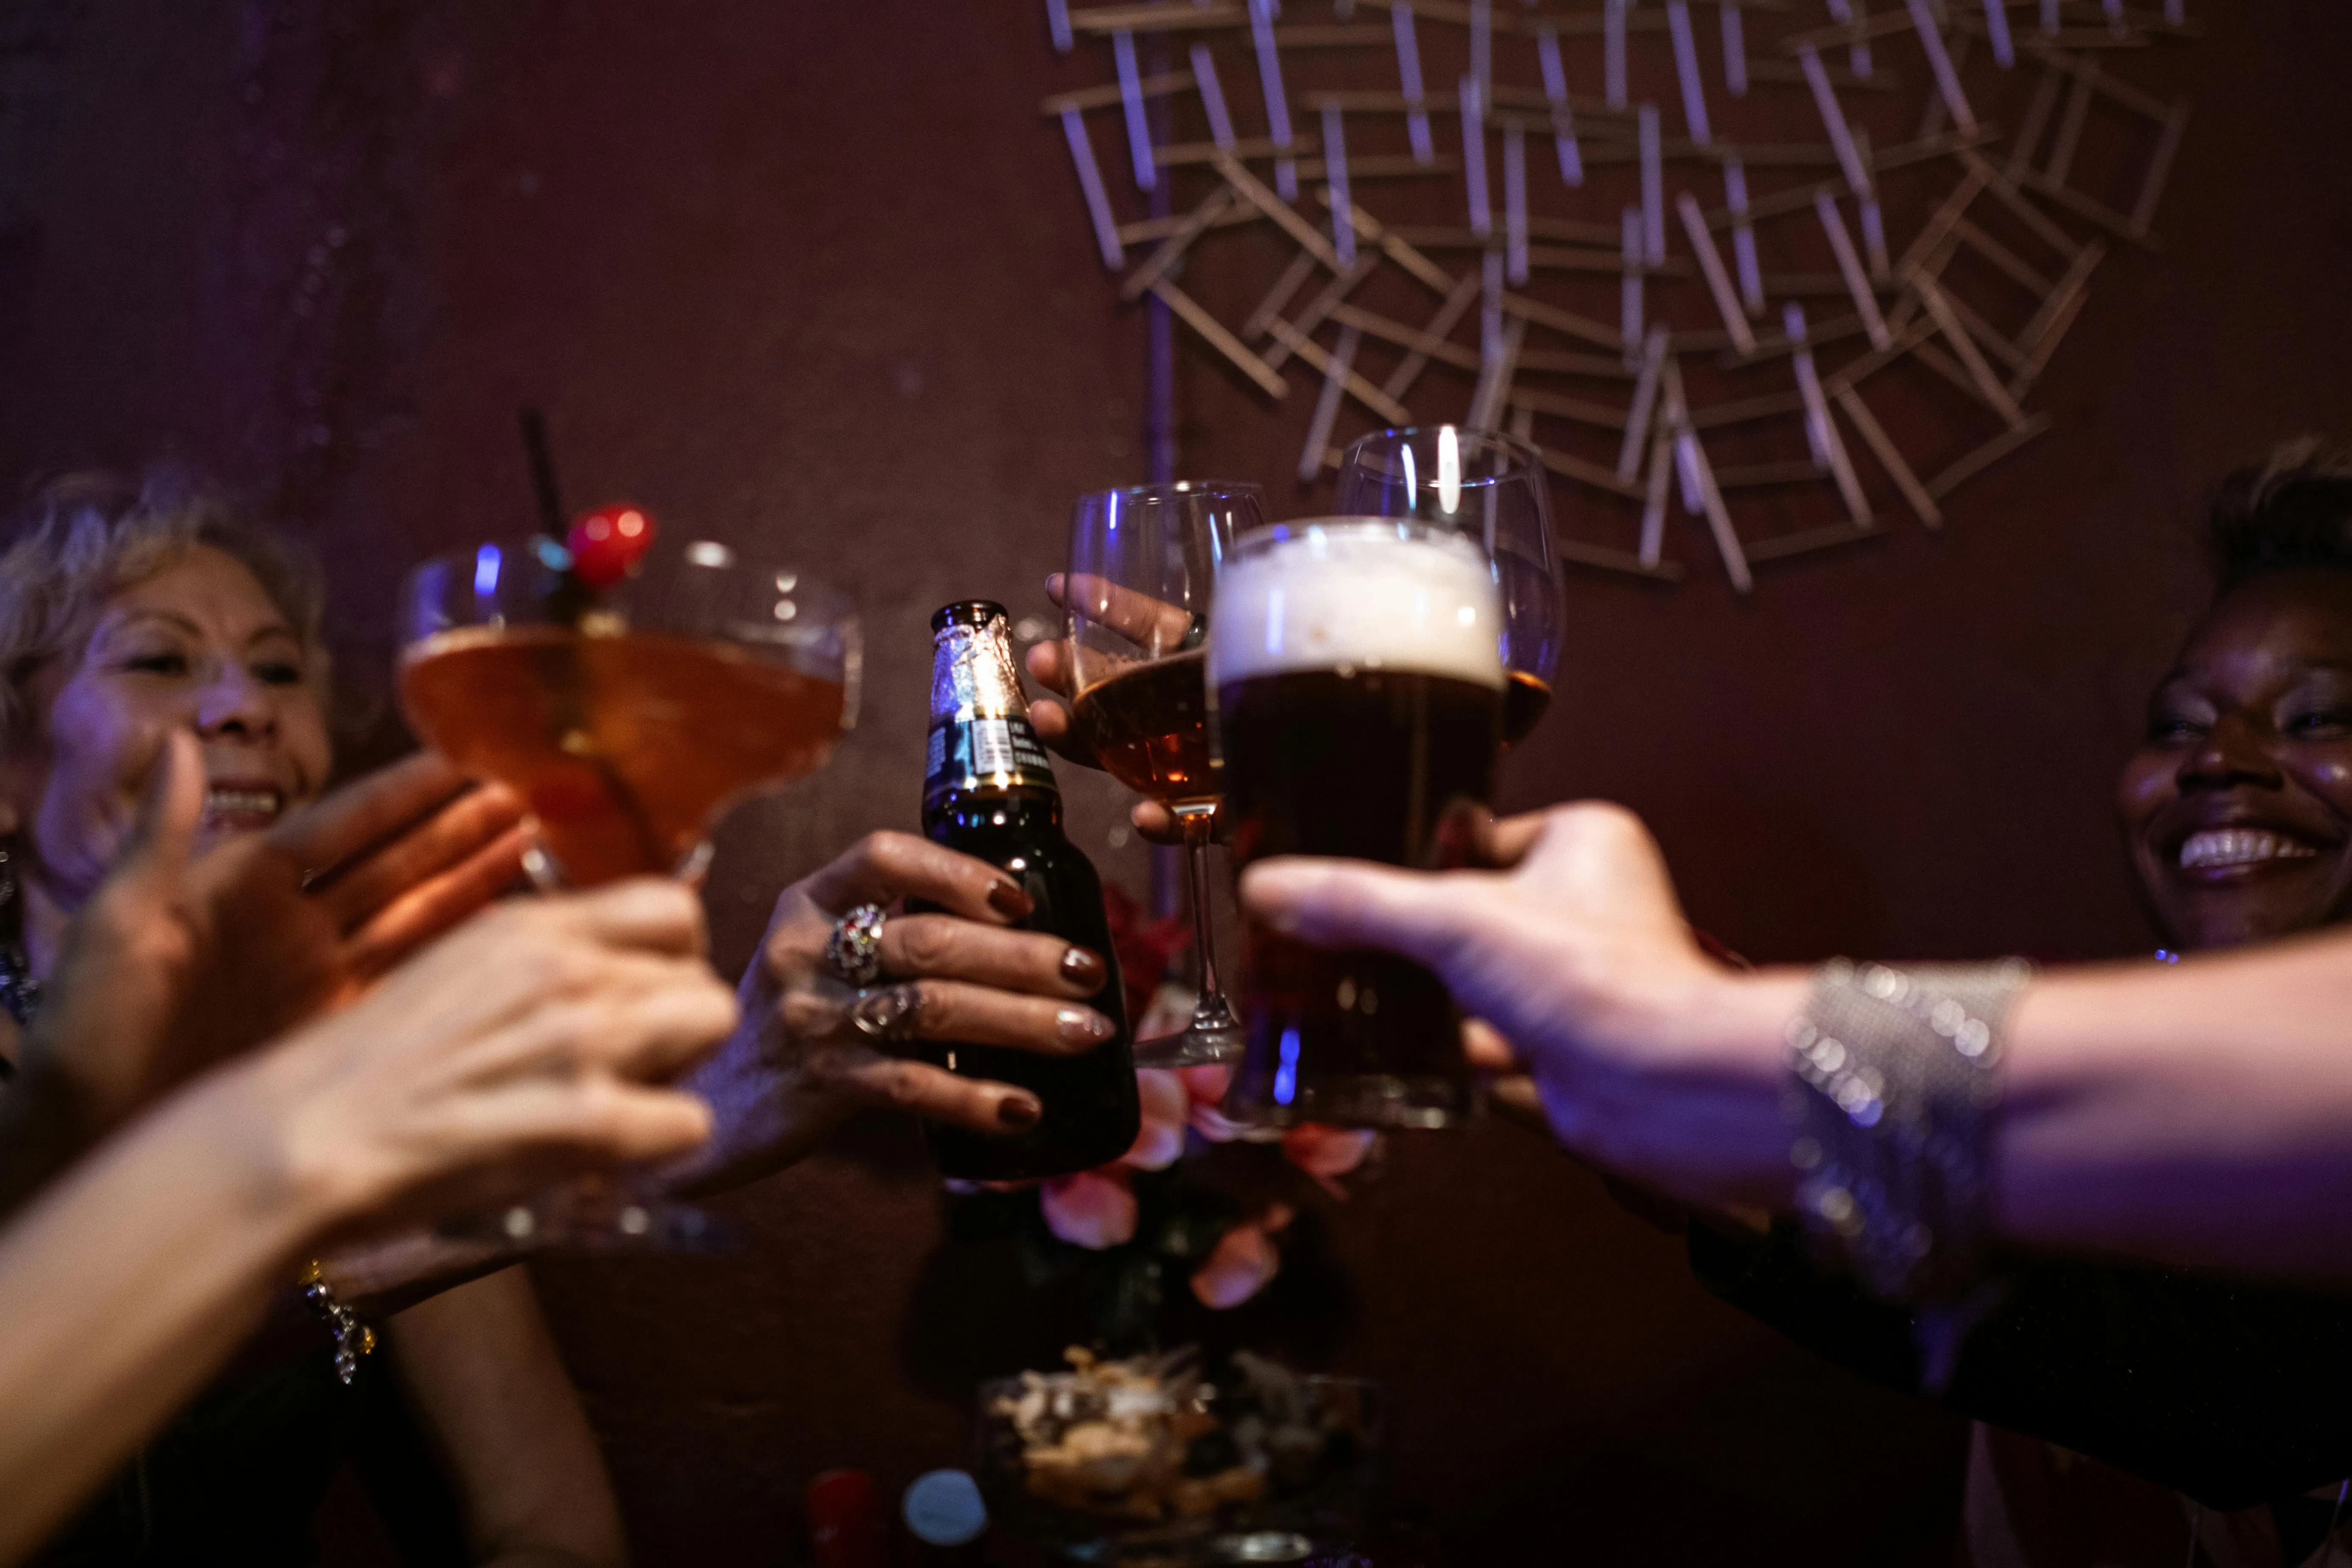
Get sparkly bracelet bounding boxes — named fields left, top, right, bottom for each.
left=299, top=1260, right=377, bottom=1385
left=1784, top=958, right=2030, bottom=1305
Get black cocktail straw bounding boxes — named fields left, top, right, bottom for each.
left=514, top=405, right=660, bottom=870
left=518, top=406, right=565, bottom=536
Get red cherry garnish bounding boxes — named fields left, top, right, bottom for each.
left=565, top=503, right=657, bottom=590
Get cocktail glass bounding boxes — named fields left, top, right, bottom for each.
left=400, top=532, right=859, bottom=1247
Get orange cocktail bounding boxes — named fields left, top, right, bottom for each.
left=402, top=624, right=845, bottom=886
left=399, top=532, right=859, bottom=889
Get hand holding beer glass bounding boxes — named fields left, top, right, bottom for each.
left=1333, top=427, right=1563, bottom=745
left=1213, top=518, right=1507, bottom=1128
left=1060, top=482, right=1262, bottom=1067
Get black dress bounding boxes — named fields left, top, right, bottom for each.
left=0, top=1014, right=467, bottom=1563
left=1689, top=1218, right=2352, bottom=1511
left=26, top=1289, right=474, bottom=1566
left=45, top=1298, right=355, bottom=1565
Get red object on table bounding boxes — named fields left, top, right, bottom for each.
left=564, top=502, right=656, bottom=589
left=807, top=1468, right=889, bottom=1568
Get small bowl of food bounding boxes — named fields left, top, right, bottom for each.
left=977, top=1347, right=1381, bottom=1564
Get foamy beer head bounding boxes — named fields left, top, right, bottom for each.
left=1207, top=518, right=1505, bottom=696
left=1211, top=520, right=1502, bottom=1128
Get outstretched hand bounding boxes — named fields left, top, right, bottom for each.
left=1238, top=803, right=1797, bottom=1208
left=242, top=876, right=729, bottom=1237
left=25, top=738, right=528, bottom=1147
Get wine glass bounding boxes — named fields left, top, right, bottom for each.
left=398, top=529, right=859, bottom=1247
left=1333, top=427, right=1563, bottom=745
left=1062, top=481, right=1262, bottom=1068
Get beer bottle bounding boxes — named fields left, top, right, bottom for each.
left=916, top=600, right=1140, bottom=1180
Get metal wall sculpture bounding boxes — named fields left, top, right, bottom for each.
left=1038, top=1, right=2197, bottom=590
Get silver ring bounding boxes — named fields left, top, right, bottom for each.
left=849, top=983, right=924, bottom=1044
left=825, top=903, right=888, bottom=987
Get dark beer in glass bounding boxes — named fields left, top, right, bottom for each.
left=1212, top=520, right=1504, bottom=1129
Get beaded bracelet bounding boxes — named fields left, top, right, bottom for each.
left=299, top=1260, right=377, bottom=1385
left=1785, top=957, right=2030, bottom=1306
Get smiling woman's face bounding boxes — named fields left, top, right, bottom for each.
left=2118, top=569, right=2352, bottom=951
left=0, top=545, right=330, bottom=912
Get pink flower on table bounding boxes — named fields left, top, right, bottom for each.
left=1039, top=1168, right=1139, bottom=1249
left=1178, top=1062, right=1250, bottom=1143
left=1281, top=1124, right=1377, bottom=1198
left=1124, top=1070, right=1191, bottom=1172
left=1191, top=1202, right=1295, bottom=1309
left=1034, top=1061, right=1380, bottom=1258
left=1038, top=1070, right=1191, bottom=1249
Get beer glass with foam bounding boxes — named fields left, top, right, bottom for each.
left=1210, top=518, right=1504, bottom=1129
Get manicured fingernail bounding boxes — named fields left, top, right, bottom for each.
left=998, top=1095, right=1042, bottom=1130
left=988, top=879, right=1033, bottom=919
left=1059, top=946, right=1105, bottom=986
left=1057, top=1007, right=1115, bottom=1044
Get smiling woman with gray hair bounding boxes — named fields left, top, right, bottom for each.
left=0, top=466, right=1149, bottom=1563
left=0, top=470, right=643, bottom=1568
left=0, top=471, right=333, bottom=1003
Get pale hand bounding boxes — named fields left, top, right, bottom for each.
left=25, top=735, right=529, bottom=1143
left=236, top=876, right=731, bottom=1238
left=1238, top=803, right=1798, bottom=1210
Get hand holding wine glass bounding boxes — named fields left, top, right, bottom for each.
left=0, top=863, right=728, bottom=1568
left=1051, top=482, right=1261, bottom=1067
left=1025, top=580, right=1186, bottom=847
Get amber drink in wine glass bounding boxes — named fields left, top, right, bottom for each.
left=1064, top=482, right=1260, bottom=1069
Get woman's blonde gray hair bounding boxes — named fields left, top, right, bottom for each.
left=0, top=470, right=327, bottom=741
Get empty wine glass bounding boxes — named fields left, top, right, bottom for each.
left=1334, top=427, right=1563, bottom=745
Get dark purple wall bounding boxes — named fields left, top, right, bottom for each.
left=6, top=2, right=2352, bottom=1562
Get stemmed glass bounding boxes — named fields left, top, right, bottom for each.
left=1333, top=427, right=1563, bottom=745
left=398, top=528, right=860, bottom=1247
left=1062, top=481, right=1262, bottom=1068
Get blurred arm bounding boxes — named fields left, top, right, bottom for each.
left=388, top=1267, right=627, bottom=1568
left=0, top=1060, right=327, bottom=1563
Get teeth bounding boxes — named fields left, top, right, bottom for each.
left=2179, top=829, right=2319, bottom=870
left=204, top=788, right=282, bottom=818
